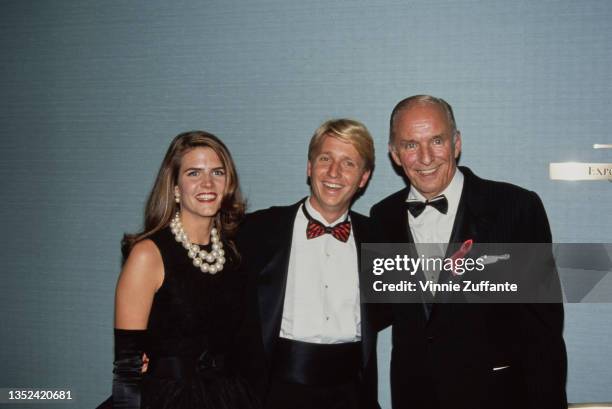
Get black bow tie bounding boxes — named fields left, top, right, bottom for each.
left=406, top=195, right=448, bottom=218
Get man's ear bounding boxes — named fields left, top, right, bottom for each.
left=359, top=169, right=372, bottom=189
left=389, top=144, right=401, bottom=167
left=453, top=132, right=462, bottom=159
left=307, top=160, right=312, bottom=178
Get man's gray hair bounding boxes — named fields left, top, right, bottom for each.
left=389, top=95, right=458, bottom=144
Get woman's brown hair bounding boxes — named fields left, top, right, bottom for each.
left=122, top=131, right=245, bottom=262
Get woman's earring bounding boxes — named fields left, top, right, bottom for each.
left=174, top=189, right=180, bottom=204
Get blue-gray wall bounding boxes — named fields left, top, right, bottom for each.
left=1, top=1, right=610, bottom=408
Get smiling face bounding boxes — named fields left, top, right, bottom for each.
left=390, top=103, right=461, bottom=199
left=175, top=147, right=227, bottom=225
left=307, top=135, right=371, bottom=223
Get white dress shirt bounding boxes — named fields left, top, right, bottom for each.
left=407, top=169, right=464, bottom=288
left=279, top=198, right=361, bottom=344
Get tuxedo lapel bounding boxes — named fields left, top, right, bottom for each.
left=388, top=188, right=413, bottom=243
left=431, top=167, right=485, bottom=314
left=403, top=168, right=483, bottom=319
left=446, top=167, right=492, bottom=248
left=446, top=177, right=476, bottom=255
left=390, top=192, right=435, bottom=321
left=429, top=180, right=474, bottom=310
left=257, top=200, right=304, bottom=360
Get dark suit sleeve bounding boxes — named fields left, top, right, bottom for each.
left=368, top=203, right=387, bottom=245
left=367, top=204, right=394, bottom=332
left=360, top=340, right=381, bottom=409
left=518, top=192, right=567, bottom=409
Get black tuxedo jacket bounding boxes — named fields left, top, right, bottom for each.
left=236, top=199, right=381, bottom=409
left=370, top=167, right=567, bottom=409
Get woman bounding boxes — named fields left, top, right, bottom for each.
left=104, top=131, right=258, bottom=409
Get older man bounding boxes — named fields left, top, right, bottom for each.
left=238, top=119, right=381, bottom=409
left=370, top=95, right=567, bottom=409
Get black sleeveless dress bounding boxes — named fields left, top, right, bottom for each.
left=139, top=227, right=258, bottom=409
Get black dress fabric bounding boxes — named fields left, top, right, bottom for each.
left=113, top=227, right=259, bottom=409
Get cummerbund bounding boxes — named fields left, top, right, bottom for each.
left=271, top=337, right=361, bottom=386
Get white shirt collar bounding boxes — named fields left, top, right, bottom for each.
left=305, top=196, right=349, bottom=226
left=407, top=167, right=464, bottom=206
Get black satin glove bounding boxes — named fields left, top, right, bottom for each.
left=112, top=329, right=146, bottom=409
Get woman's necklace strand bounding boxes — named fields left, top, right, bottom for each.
left=170, top=212, right=226, bottom=274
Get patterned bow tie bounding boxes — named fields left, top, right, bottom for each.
left=406, top=195, right=448, bottom=218
left=302, top=205, right=351, bottom=242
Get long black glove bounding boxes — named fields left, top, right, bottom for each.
left=112, top=329, right=146, bottom=409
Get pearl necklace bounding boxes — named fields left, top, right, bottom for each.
left=169, top=212, right=226, bottom=274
